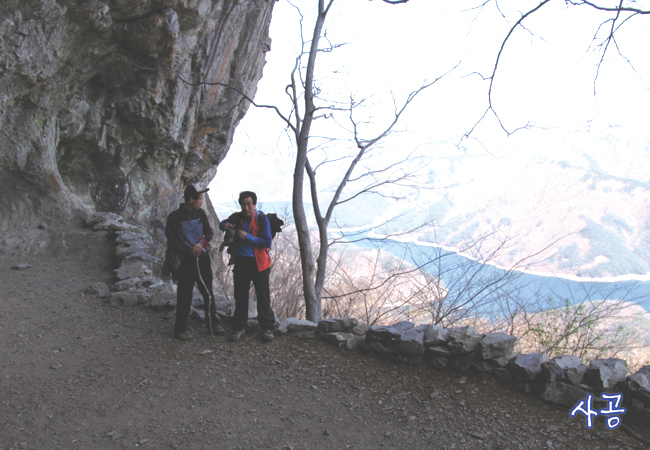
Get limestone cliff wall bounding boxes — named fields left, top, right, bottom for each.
left=0, top=0, right=274, bottom=229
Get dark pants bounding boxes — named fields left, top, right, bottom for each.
left=233, top=255, right=276, bottom=331
left=174, top=252, right=219, bottom=336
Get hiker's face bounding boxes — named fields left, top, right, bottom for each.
left=240, top=197, right=256, bottom=219
left=189, top=193, right=204, bottom=210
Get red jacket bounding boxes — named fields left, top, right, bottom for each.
left=221, top=211, right=272, bottom=272
left=249, top=211, right=271, bottom=272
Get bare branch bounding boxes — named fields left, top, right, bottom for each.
left=567, top=0, right=650, bottom=15
left=485, top=0, right=552, bottom=135
left=464, top=0, right=650, bottom=141
left=176, top=75, right=296, bottom=134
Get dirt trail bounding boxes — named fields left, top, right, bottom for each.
left=0, top=222, right=647, bottom=450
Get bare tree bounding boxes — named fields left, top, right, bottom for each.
left=322, top=244, right=436, bottom=325
left=282, top=0, right=462, bottom=323
left=511, top=285, right=650, bottom=369
left=463, top=0, right=650, bottom=138
left=289, top=0, right=650, bottom=324
left=320, top=225, right=546, bottom=327
left=268, top=222, right=305, bottom=320
left=184, top=0, right=649, bottom=325
left=183, top=1, right=446, bottom=323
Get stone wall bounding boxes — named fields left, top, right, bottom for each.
left=291, top=318, right=650, bottom=429
left=81, top=212, right=650, bottom=431
left=0, top=0, right=274, bottom=230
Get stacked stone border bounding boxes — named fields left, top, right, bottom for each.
left=279, top=317, right=650, bottom=429
left=85, top=212, right=650, bottom=431
left=84, top=212, right=233, bottom=317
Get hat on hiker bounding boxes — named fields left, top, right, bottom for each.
left=184, top=183, right=209, bottom=200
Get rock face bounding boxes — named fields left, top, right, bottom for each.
left=0, top=0, right=274, bottom=228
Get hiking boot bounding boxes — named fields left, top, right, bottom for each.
left=211, top=324, right=226, bottom=336
left=261, top=329, right=274, bottom=343
left=229, top=329, right=245, bottom=342
left=174, top=331, right=194, bottom=341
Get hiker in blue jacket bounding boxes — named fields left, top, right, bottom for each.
left=164, top=184, right=225, bottom=341
left=220, top=191, right=276, bottom=343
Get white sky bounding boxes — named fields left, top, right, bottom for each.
left=209, top=0, right=650, bottom=208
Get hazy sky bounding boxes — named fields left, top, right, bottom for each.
left=209, top=0, right=650, bottom=208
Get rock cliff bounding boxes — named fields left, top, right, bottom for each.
left=0, top=0, right=274, bottom=229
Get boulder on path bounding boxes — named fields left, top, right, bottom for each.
left=86, top=281, right=111, bottom=298
left=585, top=358, right=628, bottom=391
left=113, top=277, right=141, bottom=291
left=508, top=353, right=549, bottom=383
left=278, top=318, right=318, bottom=334
left=624, top=372, right=650, bottom=407
left=423, top=325, right=449, bottom=347
left=149, top=283, right=176, bottom=312
left=446, top=326, right=482, bottom=354
left=544, top=355, right=584, bottom=384
left=366, top=321, right=415, bottom=343
left=114, top=262, right=148, bottom=280
left=479, top=333, right=516, bottom=360
left=541, top=360, right=565, bottom=383
left=398, top=324, right=428, bottom=354
left=346, top=335, right=366, bottom=351
left=318, top=318, right=358, bottom=333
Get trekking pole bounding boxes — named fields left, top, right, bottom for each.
left=195, top=255, right=216, bottom=343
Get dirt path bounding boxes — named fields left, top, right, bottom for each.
left=0, top=223, right=647, bottom=450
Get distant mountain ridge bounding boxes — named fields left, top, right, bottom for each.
left=331, top=131, right=650, bottom=279
left=211, top=129, right=650, bottom=280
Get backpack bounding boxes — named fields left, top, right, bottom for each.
left=161, top=245, right=181, bottom=281
left=220, top=211, right=284, bottom=254
left=260, top=212, right=284, bottom=239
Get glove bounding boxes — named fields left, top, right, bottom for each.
left=196, top=238, right=210, bottom=253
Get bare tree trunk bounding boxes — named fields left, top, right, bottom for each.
left=313, top=218, right=329, bottom=316
left=293, top=153, right=318, bottom=321
left=292, top=0, right=333, bottom=323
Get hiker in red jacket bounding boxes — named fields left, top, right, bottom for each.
left=220, top=191, right=276, bottom=342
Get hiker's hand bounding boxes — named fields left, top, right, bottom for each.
left=192, top=243, right=203, bottom=256
left=236, top=230, right=247, bottom=240
left=224, top=223, right=234, bottom=231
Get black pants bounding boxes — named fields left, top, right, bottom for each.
left=174, top=252, right=219, bottom=335
left=233, top=255, right=276, bottom=331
